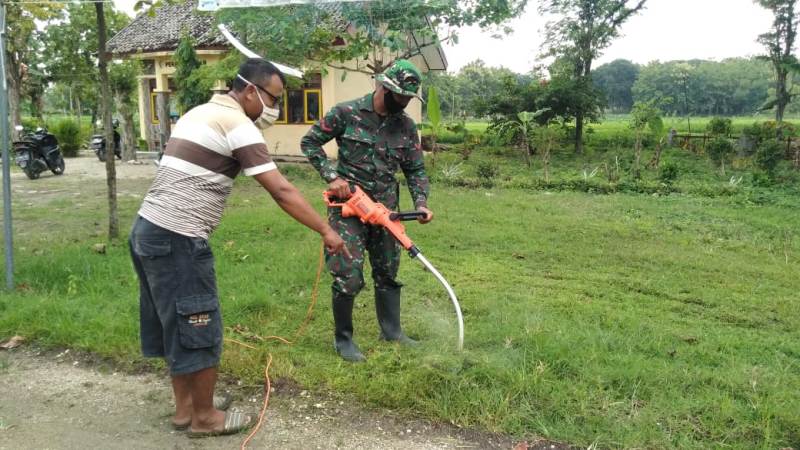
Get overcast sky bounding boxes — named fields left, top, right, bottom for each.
left=113, top=0, right=777, bottom=74
left=445, top=0, right=776, bottom=73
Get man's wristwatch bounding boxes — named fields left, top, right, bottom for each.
left=324, top=172, right=339, bottom=183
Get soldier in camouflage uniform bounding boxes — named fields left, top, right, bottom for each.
left=301, top=60, right=432, bottom=362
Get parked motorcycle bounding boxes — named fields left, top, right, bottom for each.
left=90, top=119, right=122, bottom=162
left=12, top=125, right=66, bottom=180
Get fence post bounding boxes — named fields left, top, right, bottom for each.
left=786, top=136, right=791, bottom=158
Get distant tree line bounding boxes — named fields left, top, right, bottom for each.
left=432, top=1, right=796, bottom=154
left=594, top=57, right=775, bottom=116
left=423, top=60, right=535, bottom=120
left=427, top=56, right=782, bottom=120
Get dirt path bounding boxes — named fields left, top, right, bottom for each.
left=8, top=152, right=159, bottom=183
left=0, top=347, right=525, bottom=450
left=5, top=153, right=157, bottom=212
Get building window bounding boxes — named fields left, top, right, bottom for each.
left=305, top=89, right=321, bottom=123
left=277, top=73, right=322, bottom=125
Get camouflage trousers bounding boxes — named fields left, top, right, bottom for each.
left=325, top=207, right=402, bottom=297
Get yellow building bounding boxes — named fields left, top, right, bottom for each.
left=107, top=1, right=447, bottom=158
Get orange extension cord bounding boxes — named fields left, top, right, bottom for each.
left=225, top=244, right=325, bottom=450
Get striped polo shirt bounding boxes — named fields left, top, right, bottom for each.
left=138, top=94, right=277, bottom=239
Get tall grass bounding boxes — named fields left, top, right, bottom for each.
left=1, top=163, right=798, bottom=448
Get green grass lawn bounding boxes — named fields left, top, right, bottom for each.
left=1, top=161, right=799, bottom=448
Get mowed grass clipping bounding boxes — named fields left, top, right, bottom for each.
left=1, top=165, right=799, bottom=449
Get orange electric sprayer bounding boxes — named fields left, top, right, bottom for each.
left=324, top=185, right=464, bottom=350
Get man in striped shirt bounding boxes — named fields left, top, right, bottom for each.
left=129, top=59, right=347, bottom=437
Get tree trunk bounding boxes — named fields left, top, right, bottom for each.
left=116, top=94, right=137, bottom=161
left=95, top=2, right=119, bottom=240
left=523, top=140, right=531, bottom=168
left=633, top=132, right=642, bottom=179
left=574, top=112, right=584, bottom=155
left=156, top=91, right=172, bottom=152
left=776, top=70, right=788, bottom=139
left=32, top=96, right=44, bottom=119
left=572, top=58, right=592, bottom=156
left=648, top=140, right=663, bottom=169
left=5, top=59, right=21, bottom=141
left=542, top=141, right=551, bottom=183
left=430, top=135, right=437, bottom=169
left=77, top=95, right=84, bottom=124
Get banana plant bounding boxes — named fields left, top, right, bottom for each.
left=495, top=108, right=550, bottom=168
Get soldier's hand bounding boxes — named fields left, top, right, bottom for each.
left=327, top=178, right=351, bottom=200
left=322, top=228, right=351, bottom=258
left=417, top=206, right=434, bottom=224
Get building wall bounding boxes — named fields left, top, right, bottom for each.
left=329, top=63, right=423, bottom=124
left=135, top=52, right=426, bottom=158
left=262, top=65, right=338, bottom=159
left=135, top=51, right=227, bottom=147
left=262, top=64, right=422, bottom=158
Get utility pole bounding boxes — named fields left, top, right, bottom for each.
left=1, top=0, right=15, bottom=290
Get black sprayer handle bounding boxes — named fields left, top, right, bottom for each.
left=389, top=211, right=427, bottom=221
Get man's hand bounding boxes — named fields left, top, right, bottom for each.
left=417, top=206, right=434, bottom=224
left=327, top=177, right=351, bottom=200
left=322, top=228, right=351, bottom=258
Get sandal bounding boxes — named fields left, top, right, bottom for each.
left=171, top=393, right=234, bottom=430
left=213, top=392, right=234, bottom=411
left=187, top=411, right=255, bottom=438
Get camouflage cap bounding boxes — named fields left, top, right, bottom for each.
left=375, top=59, right=423, bottom=101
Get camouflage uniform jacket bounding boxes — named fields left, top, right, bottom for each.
left=301, top=93, right=429, bottom=209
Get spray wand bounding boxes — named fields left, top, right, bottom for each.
left=324, top=185, right=464, bottom=350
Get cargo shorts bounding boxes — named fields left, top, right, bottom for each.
left=129, top=216, right=222, bottom=376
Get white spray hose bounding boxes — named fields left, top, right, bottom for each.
left=413, top=252, right=464, bottom=351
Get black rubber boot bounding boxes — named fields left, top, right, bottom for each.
left=375, top=286, right=418, bottom=345
left=332, top=293, right=366, bottom=362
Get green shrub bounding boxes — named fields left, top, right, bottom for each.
left=616, top=179, right=680, bottom=195
left=482, top=129, right=513, bottom=147
left=765, top=120, right=798, bottom=137
left=421, top=128, right=465, bottom=145
left=20, top=117, right=43, bottom=131
left=79, top=122, right=93, bottom=144
left=755, top=139, right=784, bottom=175
left=587, top=131, right=637, bottom=151
left=659, top=161, right=679, bottom=185
left=706, top=137, right=735, bottom=173
left=476, top=161, right=499, bottom=182
left=751, top=170, right=773, bottom=187
left=739, top=121, right=796, bottom=158
left=51, top=118, right=82, bottom=157
left=436, top=176, right=487, bottom=189
left=741, top=122, right=765, bottom=143
left=706, top=117, right=732, bottom=136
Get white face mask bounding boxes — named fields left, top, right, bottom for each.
left=237, top=74, right=281, bottom=129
